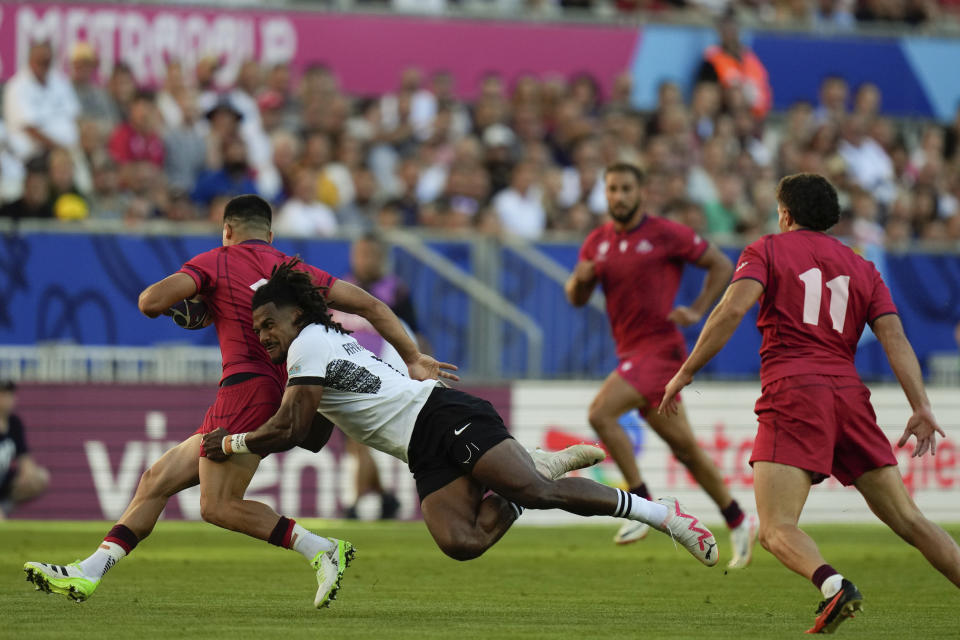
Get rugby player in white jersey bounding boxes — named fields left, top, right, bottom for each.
left=202, top=259, right=721, bottom=603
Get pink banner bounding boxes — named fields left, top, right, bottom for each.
left=11, top=382, right=511, bottom=521
left=0, top=2, right=639, bottom=98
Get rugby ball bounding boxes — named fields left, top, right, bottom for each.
left=166, top=297, right=209, bottom=330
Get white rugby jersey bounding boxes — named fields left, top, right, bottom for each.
left=286, top=323, right=438, bottom=462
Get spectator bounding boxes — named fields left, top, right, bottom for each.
left=106, top=62, right=137, bottom=124
left=0, top=381, right=50, bottom=518
left=838, top=114, right=896, bottom=205
left=163, top=91, right=207, bottom=193
left=109, top=91, right=165, bottom=168
left=87, top=157, right=126, bottom=219
left=155, top=60, right=189, bottom=130
left=70, top=42, right=114, bottom=131
left=3, top=40, right=80, bottom=161
left=558, top=136, right=606, bottom=214
left=696, top=13, right=772, bottom=120
left=0, top=158, right=54, bottom=220
left=814, top=75, right=849, bottom=125
left=49, top=147, right=89, bottom=221
left=493, top=160, right=547, bottom=239
left=812, top=0, right=857, bottom=30
left=273, top=166, right=338, bottom=237
left=191, top=137, right=258, bottom=212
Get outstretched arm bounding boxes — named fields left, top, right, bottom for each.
left=202, top=383, right=326, bottom=460
left=659, top=278, right=763, bottom=414
left=872, top=313, right=945, bottom=457
left=138, top=273, right=199, bottom=318
left=668, top=245, right=734, bottom=326
left=326, top=279, right=458, bottom=381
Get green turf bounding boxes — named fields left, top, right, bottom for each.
left=2, top=520, right=958, bottom=639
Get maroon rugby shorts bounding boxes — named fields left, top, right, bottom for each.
left=750, top=374, right=897, bottom=485
left=198, top=375, right=283, bottom=457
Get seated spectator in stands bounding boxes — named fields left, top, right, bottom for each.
left=376, top=198, right=406, bottom=229
left=838, top=114, right=896, bottom=205
left=558, top=136, right=606, bottom=214
left=695, top=13, right=771, bottom=120
left=337, top=167, right=378, bottom=230
left=812, top=0, right=856, bottom=30
left=3, top=40, right=80, bottom=161
left=493, top=160, right=547, bottom=239
left=687, top=136, right=728, bottom=205
left=164, top=91, right=207, bottom=193
left=663, top=198, right=708, bottom=236
left=0, top=381, right=50, bottom=519
left=106, top=62, right=137, bottom=124
left=702, top=170, right=746, bottom=237
left=156, top=60, right=188, bottom=130
left=853, top=82, right=882, bottom=120
left=191, top=136, right=259, bottom=211
left=48, top=147, right=89, bottom=221
left=70, top=42, right=115, bottom=132
left=0, top=158, right=54, bottom=220
left=273, top=166, right=338, bottom=237
left=109, top=91, right=164, bottom=167
left=814, top=75, right=849, bottom=125
left=87, top=157, right=126, bottom=219
left=256, top=129, right=300, bottom=204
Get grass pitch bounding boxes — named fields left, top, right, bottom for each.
left=2, top=520, right=958, bottom=639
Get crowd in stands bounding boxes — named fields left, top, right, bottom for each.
left=385, top=0, right=958, bottom=28
left=0, top=22, right=958, bottom=250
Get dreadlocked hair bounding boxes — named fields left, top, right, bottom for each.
left=252, top=257, right=349, bottom=334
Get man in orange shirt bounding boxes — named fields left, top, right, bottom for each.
left=696, top=13, right=772, bottom=120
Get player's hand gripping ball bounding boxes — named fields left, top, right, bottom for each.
left=164, top=297, right=209, bottom=330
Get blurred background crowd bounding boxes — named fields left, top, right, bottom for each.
left=365, top=0, right=958, bottom=29
left=1, top=12, right=959, bottom=250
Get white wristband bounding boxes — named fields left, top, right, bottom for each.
left=221, top=433, right=250, bottom=455
left=231, top=433, right=250, bottom=454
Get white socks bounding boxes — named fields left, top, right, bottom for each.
left=612, top=489, right=669, bottom=526
left=78, top=542, right=127, bottom=579
left=291, top=523, right=336, bottom=562
left=821, top=573, right=844, bottom=599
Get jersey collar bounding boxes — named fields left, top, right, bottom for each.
left=239, top=239, right=271, bottom=245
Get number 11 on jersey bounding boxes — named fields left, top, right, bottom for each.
left=799, top=267, right=850, bottom=332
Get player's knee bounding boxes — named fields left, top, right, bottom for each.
left=757, top=522, right=781, bottom=553
left=587, top=404, right=614, bottom=433
left=199, top=496, right=229, bottom=528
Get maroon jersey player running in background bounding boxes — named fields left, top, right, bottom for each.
left=565, top=162, right=758, bottom=568
left=660, top=173, right=960, bottom=634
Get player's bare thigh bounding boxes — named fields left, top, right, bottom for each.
left=420, top=475, right=486, bottom=550
left=139, top=434, right=203, bottom=497
left=642, top=402, right=698, bottom=451
left=852, top=464, right=920, bottom=530
left=589, top=370, right=649, bottom=419
left=752, top=461, right=813, bottom=526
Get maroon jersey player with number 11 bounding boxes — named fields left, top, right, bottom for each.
left=660, top=173, right=960, bottom=634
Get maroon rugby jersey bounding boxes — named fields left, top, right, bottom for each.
left=178, top=240, right=336, bottom=385
left=732, top=229, right=897, bottom=387
left=579, top=215, right=708, bottom=359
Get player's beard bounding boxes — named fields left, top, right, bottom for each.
left=609, top=200, right=640, bottom=224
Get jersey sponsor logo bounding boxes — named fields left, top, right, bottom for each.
left=736, top=261, right=750, bottom=272
left=288, top=364, right=302, bottom=375
left=454, top=422, right=471, bottom=436
left=324, top=359, right=382, bottom=394
left=619, top=239, right=628, bottom=253
left=598, top=241, right=610, bottom=256
left=636, top=239, right=654, bottom=253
